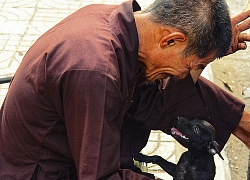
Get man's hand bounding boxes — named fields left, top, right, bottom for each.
left=226, top=9, right=250, bottom=55
left=233, top=110, right=250, bottom=149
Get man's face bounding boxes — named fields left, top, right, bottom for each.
left=139, top=43, right=216, bottom=82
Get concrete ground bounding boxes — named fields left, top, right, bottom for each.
left=0, top=0, right=249, bottom=179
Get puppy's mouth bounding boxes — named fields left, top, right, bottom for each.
left=171, top=127, right=189, bottom=141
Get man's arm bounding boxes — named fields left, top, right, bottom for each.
left=61, top=70, right=155, bottom=179
left=233, top=110, right=250, bottom=149
left=190, top=10, right=250, bottom=149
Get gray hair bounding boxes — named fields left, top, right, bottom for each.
left=143, top=0, right=232, bottom=58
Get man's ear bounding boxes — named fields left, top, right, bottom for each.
left=160, top=32, right=186, bottom=48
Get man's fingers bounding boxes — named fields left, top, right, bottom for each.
left=231, top=9, right=250, bottom=24
left=238, top=42, right=247, bottom=50
left=238, top=19, right=250, bottom=32
left=239, top=33, right=250, bottom=42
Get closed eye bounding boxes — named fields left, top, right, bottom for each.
left=192, top=64, right=206, bottom=70
left=197, top=64, right=206, bottom=69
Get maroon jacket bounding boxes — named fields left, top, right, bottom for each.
left=0, top=0, right=245, bottom=179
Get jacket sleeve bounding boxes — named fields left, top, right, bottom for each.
left=124, top=74, right=245, bottom=152
left=61, top=69, right=156, bottom=179
left=196, top=76, right=245, bottom=148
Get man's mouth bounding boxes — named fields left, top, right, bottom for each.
left=171, top=127, right=189, bottom=140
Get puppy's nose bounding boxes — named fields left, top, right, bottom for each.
left=176, top=117, right=182, bottom=123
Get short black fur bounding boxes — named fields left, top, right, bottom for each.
left=132, top=117, right=223, bottom=180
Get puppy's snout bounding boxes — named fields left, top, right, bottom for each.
left=176, top=117, right=189, bottom=127
left=176, top=117, right=182, bottom=123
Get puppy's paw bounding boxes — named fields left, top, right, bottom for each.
left=131, top=152, right=159, bottom=164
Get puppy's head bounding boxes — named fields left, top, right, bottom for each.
left=171, top=117, right=223, bottom=159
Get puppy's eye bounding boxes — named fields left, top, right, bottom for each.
left=193, top=126, right=200, bottom=134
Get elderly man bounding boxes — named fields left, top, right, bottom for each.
left=1, top=0, right=250, bottom=179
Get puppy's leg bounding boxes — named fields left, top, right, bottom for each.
left=132, top=152, right=176, bottom=177
left=132, top=152, right=159, bottom=163
left=153, top=156, right=176, bottom=177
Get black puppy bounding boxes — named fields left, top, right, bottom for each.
left=132, top=117, right=223, bottom=180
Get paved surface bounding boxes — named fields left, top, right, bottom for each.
left=0, top=0, right=248, bottom=179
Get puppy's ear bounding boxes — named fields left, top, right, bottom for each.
left=207, top=141, right=224, bottom=160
